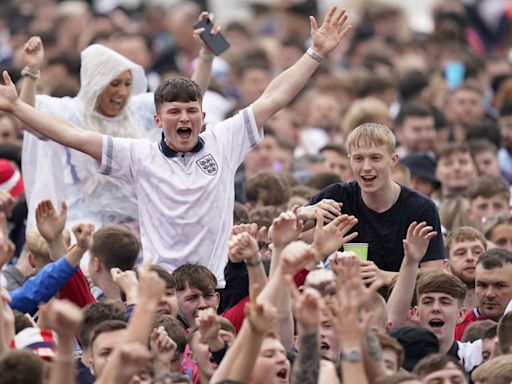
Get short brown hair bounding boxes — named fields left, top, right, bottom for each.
left=376, top=332, right=404, bottom=368
left=245, top=171, right=290, bottom=207
left=436, top=142, right=472, bottom=161
left=153, top=314, right=187, bottom=354
left=79, top=302, right=125, bottom=350
left=154, top=77, right=202, bottom=113
left=467, top=175, right=510, bottom=201
left=90, top=225, right=139, bottom=271
left=472, top=355, right=512, bottom=384
left=462, top=319, right=497, bottom=343
left=413, top=354, right=465, bottom=379
left=249, top=205, right=282, bottom=229
left=172, top=264, right=217, bottom=292
left=476, top=248, right=512, bottom=270
left=0, top=350, right=44, bottom=384
left=373, top=373, right=418, bottom=384
left=151, top=265, right=176, bottom=290
left=416, top=270, right=467, bottom=305
left=444, top=226, right=487, bottom=259
left=498, top=311, right=512, bottom=354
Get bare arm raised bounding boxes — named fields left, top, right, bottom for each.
left=251, top=6, right=350, bottom=128
left=0, top=71, right=102, bottom=162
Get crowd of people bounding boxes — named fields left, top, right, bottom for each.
left=0, top=0, right=512, bottom=383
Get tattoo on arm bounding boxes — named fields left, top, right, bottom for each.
left=291, top=332, right=320, bottom=384
left=364, top=330, right=383, bottom=362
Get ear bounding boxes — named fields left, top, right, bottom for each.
left=28, top=253, right=35, bottom=268
left=443, top=259, right=451, bottom=273
left=457, top=307, right=467, bottom=324
left=89, top=358, right=95, bottom=376
left=410, top=306, right=419, bottom=321
left=391, top=152, right=399, bottom=166
left=154, top=113, right=162, bottom=128
left=213, top=291, right=220, bottom=308
left=92, top=257, right=101, bottom=273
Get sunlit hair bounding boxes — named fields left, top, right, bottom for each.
left=345, top=123, right=396, bottom=155
left=444, top=226, right=487, bottom=259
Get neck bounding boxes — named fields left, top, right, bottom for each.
left=16, top=257, right=34, bottom=277
left=361, top=181, right=398, bottom=213
left=439, top=334, right=455, bottom=355
left=97, top=275, right=121, bottom=301
left=199, top=372, right=211, bottom=384
left=464, top=289, right=477, bottom=309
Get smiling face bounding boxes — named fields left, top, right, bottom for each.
left=436, top=151, right=477, bottom=196
left=250, top=337, right=290, bottom=384
left=416, top=292, right=464, bottom=347
left=468, top=194, right=509, bottom=231
left=448, top=240, right=485, bottom=286
left=349, top=144, right=398, bottom=195
left=96, top=70, right=132, bottom=117
left=475, top=263, right=512, bottom=321
left=155, top=101, right=205, bottom=153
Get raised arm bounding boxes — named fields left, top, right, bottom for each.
left=387, top=221, right=437, bottom=329
left=19, top=36, right=44, bottom=108
left=190, top=12, right=220, bottom=95
left=251, top=6, right=351, bottom=128
left=0, top=71, right=103, bottom=162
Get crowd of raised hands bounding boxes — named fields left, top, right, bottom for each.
left=0, top=190, right=440, bottom=384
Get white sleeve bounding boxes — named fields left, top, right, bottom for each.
left=210, top=106, right=262, bottom=170
left=458, top=340, right=483, bottom=372
left=97, top=135, right=137, bottom=185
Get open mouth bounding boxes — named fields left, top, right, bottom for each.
left=320, top=342, right=330, bottom=351
left=429, top=319, right=445, bottom=328
left=361, top=175, right=376, bottom=184
left=276, top=368, right=288, bottom=380
left=177, top=127, right=192, bottom=139
left=110, top=99, right=124, bottom=108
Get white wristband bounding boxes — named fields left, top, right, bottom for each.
left=306, top=48, right=323, bottom=63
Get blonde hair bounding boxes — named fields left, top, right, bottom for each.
left=472, top=355, right=512, bottom=384
left=345, top=123, right=396, bottom=155
left=26, top=229, right=71, bottom=262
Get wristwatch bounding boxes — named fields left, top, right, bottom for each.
left=342, top=347, right=362, bottom=362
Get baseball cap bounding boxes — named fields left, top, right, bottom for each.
left=10, top=327, right=57, bottom=360
left=389, top=326, right=439, bottom=371
left=401, top=152, right=440, bottom=186
left=0, top=159, right=24, bottom=197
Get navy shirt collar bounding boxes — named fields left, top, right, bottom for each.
left=159, top=133, right=204, bottom=158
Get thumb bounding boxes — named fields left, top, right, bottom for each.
left=310, top=16, right=318, bottom=32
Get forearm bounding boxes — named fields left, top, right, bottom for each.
left=386, top=259, right=418, bottom=329
left=47, top=235, right=68, bottom=261
left=362, top=330, right=386, bottom=382
left=291, top=331, right=320, bottom=384
left=50, top=335, right=75, bottom=384
left=11, top=99, right=102, bottom=160
left=246, top=262, right=267, bottom=291
left=125, top=299, right=158, bottom=345
left=191, top=53, right=213, bottom=95
left=19, top=76, right=37, bottom=107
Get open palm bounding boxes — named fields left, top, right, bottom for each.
left=310, top=7, right=351, bottom=56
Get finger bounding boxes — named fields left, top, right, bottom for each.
left=342, top=231, right=358, bottom=244
left=142, top=257, right=153, bottom=273
left=60, top=200, right=68, bottom=216
left=425, top=231, right=438, bottom=241
left=406, top=221, right=416, bottom=240
left=310, top=16, right=318, bottom=32
left=335, top=13, right=348, bottom=30
left=419, top=226, right=433, bottom=238
left=3, top=71, right=13, bottom=86
left=315, top=210, right=324, bottom=231
left=333, top=8, right=346, bottom=26
left=338, top=24, right=352, bottom=40
left=324, top=5, right=336, bottom=24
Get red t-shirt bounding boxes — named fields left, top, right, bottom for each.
left=455, top=308, right=485, bottom=341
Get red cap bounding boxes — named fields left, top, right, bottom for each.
left=0, top=159, right=24, bottom=198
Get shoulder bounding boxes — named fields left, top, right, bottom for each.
left=400, top=186, right=438, bottom=210
left=311, top=181, right=356, bottom=203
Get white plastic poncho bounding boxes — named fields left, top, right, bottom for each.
left=22, top=44, right=160, bottom=230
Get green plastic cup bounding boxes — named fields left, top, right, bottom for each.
left=343, top=243, right=369, bottom=261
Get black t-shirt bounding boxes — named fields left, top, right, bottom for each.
left=309, top=181, right=444, bottom=272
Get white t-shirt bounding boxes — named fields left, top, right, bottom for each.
left=457, top=339, right=482, bottom=372
left=98, top=107, right=261, bottom=287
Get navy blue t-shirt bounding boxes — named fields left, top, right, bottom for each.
left=309, top=181, right=444, bottom=272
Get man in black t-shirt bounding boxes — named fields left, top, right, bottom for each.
left=297, top=123, right=444, bottom=284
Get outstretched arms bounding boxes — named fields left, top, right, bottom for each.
left=0, top=71, right=103, bottom=161
left=251, top=6, right=351, bottom=128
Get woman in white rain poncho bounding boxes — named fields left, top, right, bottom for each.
left=20, top=23, right=214, bottom=230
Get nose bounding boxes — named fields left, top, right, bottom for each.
left=432, top=299, right=441, bottom=312
left=197, top=295, right=208, bottom=311
left=362, top=157, right=372, bottom=171
left=179, top=110, right=190, bottom=123
left=118, top=84, right=129, bottom=97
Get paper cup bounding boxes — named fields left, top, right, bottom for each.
left=343, top=243, right=369, bottom=261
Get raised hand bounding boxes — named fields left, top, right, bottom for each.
left=35, top=200, right=67, bottom=242
left=280, top=240, right=318, bottom=276
left=0, top=191, right=15, bottom=217
left=312, top=212, right=358, bottom=258
left=0, top=72, right=19, bottom=113
left=150, top=326, right=177, bottom=370
left=310, top=6, right=351, bottom=57
left=39, top=299, right=84, bottom=340
left=0, top=213, right=15, bottom=269
left=138, top=261, right=165, bottom=304
left=21, top=36, right=45, bottom=71
left=232, top=223, right=267, bottom=243
left=269, top=210, right=303, bottom=250
left=72, top=222, right=94, bottom=252
left=246, top=284, right=276, bottom=334
left=402, top=221, right=437, bottom=264
left=111, top=268, right=139, bottom=303
left=228, top=232, right=259, bottom=264
left=287, top=275, right=322, bottom=334
left=196, top=307, right=221, bottom=344
left=193, top=12, right=222, bottom=57
left=0, top=287, right=14, bottom=352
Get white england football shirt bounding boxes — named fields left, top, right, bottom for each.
left=98, top=107, right=261, bottom=287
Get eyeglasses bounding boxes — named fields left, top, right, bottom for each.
left=481, top=211, right=512, bottom=225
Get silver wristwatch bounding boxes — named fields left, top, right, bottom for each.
left=342, top=347, right=362, bottom=362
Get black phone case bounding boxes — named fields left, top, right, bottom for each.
left=194, top=19, right=230, bottom=56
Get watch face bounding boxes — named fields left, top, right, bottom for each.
left=343, top=348, right=362, bottom=362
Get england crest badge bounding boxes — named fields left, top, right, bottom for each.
left=196, top=154, right=218, bottom=176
